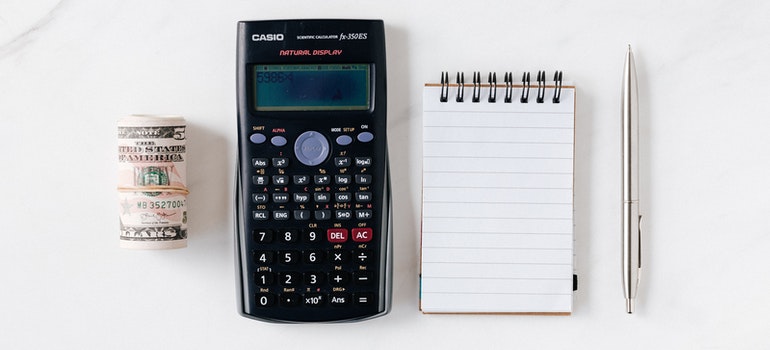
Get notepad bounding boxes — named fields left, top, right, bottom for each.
left=420, top=72, right=576, bottom=314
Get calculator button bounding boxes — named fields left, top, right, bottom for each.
left=329, top=292, right=351, bottom=306
left=356, top=210, right=373, bottom=220
left=354, top=292, right=375, bottom=306
left=252, top=229, right=273, bottom=243
left=330, top=250, right=351, bottom=263
left=293, top=193, right=310, bottom=203
left=279, top=293, right=300, bottom=307
left=314, top=193, right=330, bottom=202
left=303, top=250, right=325, bottom=264
left=272, top=157, right=289, bottom=168
left=335, top=210, right=352, bottom=220
left=355, top=174, right=372, bottom=185
left=327, top=228, right=348, bottom=243
left=293, top=175, right=310, bottom=185
left=304, top=272, right=326, bottom=286
left=252, top=210, right=269, bottom=220
left=335, top=192, right=351, bottom=202
left=253, top=271, right=275, bottom=286
left=294, top=131, right=330, bottom=166
left=252, top=158, right=268, bottom=168
left=314, top=174, right=331, bottom=185
left=252, top=175, right=269, bottom=185
left=255, top=293, right=276, bottom=307
left=357, top=132, right=374, bottom=143
left=354, top=249, right=373, bottom=264
left=293, top=210, right=310, bottom=220
left=253, top=251, right=275, bottom=264
left=335, top=175, right=351, bottom=185
left=334, top=157, right=351, bottom=167
left=252, top=193, right=268, bottom=203
left=271, top=136, right=288, bottom=147
left=279, top=272, right=302, bottom=286
left=335, top=135, right=353, bottom=146
left=329, top=271, right=351, bottom=286
left=355, top=192, right=372, bottom=202
left=272, top=175, right=289, bottom=185
left=304, top=230, right=322, bottom=243
left=279, top=251, right=300, bottom=265
left=303, top=293, right=325, bottom=307
left=249, top=133, right=266, bottom=144
left=355, top=157, right=372, bottom=167
left=273, top=210, right=290, bottom=220
left=352, top=228, right=373, bottom=242
left=272, top=193, right=289, bottom=203
left=278, top=229, right=300, bottom=243
left=314, top=210, right=331, bottom=220
left=354, top=271, right=375, bottom=285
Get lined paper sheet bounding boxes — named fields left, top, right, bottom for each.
left=420, top=84, right=576, bottom=314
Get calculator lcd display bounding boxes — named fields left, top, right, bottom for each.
left=253, top=64, right=370, bottom=111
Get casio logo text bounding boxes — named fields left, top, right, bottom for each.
left=252, top=34, right=284, bottom=41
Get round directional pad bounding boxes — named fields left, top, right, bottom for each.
left=294, top=131, right=330, bottom=166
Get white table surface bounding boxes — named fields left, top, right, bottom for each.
left=2, top=1, right=770, bottom=349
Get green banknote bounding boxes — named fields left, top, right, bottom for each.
left=117, top=115, right=188, bottom=249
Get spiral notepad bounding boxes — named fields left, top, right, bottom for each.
left=420, top=71, right=576, bottom=314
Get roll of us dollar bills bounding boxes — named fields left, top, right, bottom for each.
left=117, top=115, right=188, bottom=249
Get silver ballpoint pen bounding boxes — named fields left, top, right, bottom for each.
left=622, top=45, right=642, bottom=314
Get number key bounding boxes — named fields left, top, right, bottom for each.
left=279, top=272, right=301, bottom=286
left=279, top=229, right=299, bottom=243
left=304, top=272, right=326, bottom=286
left=252, top=229, right=273, bottom=243
left=279, top=251, right=299, bottom=265
left=303, top=250, right=325, bottom=264
left=253, top=271, right=275, bottom=286
left=305, top=229, right=321, bottom=242
left=255, top=293, right=276, bottom=307
left=253, top=250, right=275, bottom=264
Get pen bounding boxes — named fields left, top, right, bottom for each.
left=622, top=45, right=642, bottom=314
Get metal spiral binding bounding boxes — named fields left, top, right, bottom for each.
left=503, top=72, right=513, bottom=103
left=488, top=72, right=497, bottom=103
left=536, top=70, right=546, bottom=103
left=455, top=72, right=465, bottom=102
left=520, top=72, right=531, bottom=103
left=439, top=71, right=449, bottom=102
left=552, top=71, right=563, bottom=103
left=439, top=70, right=563, bottom=104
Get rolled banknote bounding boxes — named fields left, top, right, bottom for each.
left=117, top=115, right=188, bottom=249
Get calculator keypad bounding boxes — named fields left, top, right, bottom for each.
left=246, top=130, right=381, bottom=318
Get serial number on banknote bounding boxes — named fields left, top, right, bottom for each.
left=136, top=200, right=187, bottom=210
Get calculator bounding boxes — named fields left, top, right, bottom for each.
left=234, top=19, right=392, bottom=322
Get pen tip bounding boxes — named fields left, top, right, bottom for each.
left=626, top=299, right=635, bottom=314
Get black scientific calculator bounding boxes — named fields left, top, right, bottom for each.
left=235, top=19, right=392, bottom=323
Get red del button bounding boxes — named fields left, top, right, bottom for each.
left=351, top=228, right=373, bottom=242
left=327, top=228, right=348, bottom=243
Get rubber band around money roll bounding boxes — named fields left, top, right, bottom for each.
left=117, top=185, right=190, bottom=195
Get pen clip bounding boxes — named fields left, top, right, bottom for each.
left=637, top=214, right=643, bottom=269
